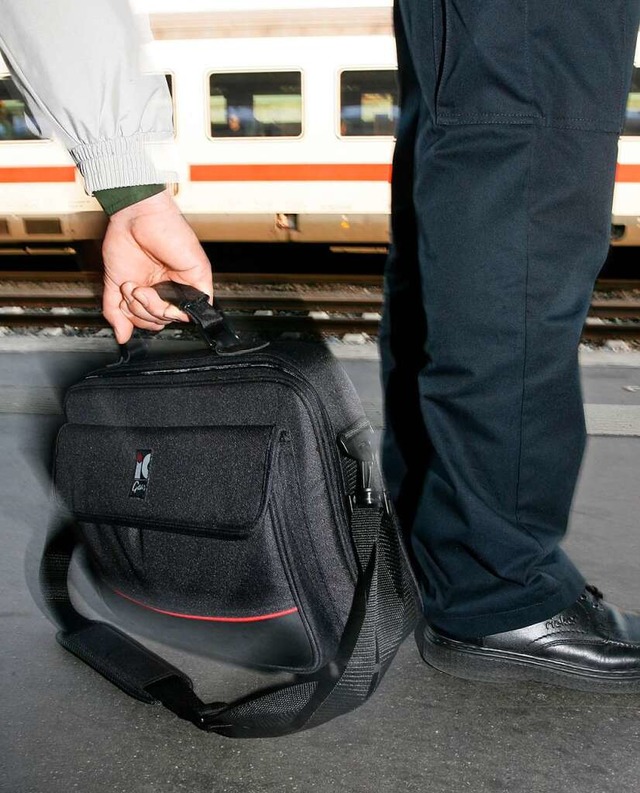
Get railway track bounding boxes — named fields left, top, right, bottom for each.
left=0, top=270, right=637, bottom=289
left=0, top=272, right=638, bottom=342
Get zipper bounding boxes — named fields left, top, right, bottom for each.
left=69, top=354, right=357, bottom=579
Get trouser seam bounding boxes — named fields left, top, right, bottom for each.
left=434, top=118, right=620, bottom=132
left=513, top=129, right=543, bottom=552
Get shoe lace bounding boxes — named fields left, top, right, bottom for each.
left=582, top=584, right=604, bottom=609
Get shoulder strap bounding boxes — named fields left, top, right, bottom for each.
left=40, top=502, right=420, bottom=739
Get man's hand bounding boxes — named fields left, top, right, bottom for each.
left=102, top=190, right=214, bottom=343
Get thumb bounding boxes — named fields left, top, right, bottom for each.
left=196, top=281, right=214, bottom=304
left=185, top=277, right=214, bottom=304
left=171, top=269, right=214, bottom=305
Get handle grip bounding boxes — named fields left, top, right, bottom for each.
left=119, top=281, right=268, bottom=363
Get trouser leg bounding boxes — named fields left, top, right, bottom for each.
left=379, top=2, right=431, bottom=544
left=381, top=0, right=640, bottom=637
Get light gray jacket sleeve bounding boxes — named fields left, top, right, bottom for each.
left=0, top=0, right=174, bottom=192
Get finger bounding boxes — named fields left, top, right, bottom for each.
left=120, top=283, right=174, bottom=325
left=118, top=299, right=135, bottom=321
left=118, top=298, right=166, bottom=332
left=128, top=319, right=167, bottom=332
left=133, top=284, right=190, bottom=323
left=122, top=282, right=190, bottom=324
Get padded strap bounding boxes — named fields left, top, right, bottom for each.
left=40, top=504, right=419, bottom=738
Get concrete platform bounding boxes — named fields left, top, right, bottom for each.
left=2, top=339, right=640, bottom=793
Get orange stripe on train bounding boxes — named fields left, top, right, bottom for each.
left=193, top=163, right=639, bottom=183
left=190, top=163, right=393, bottom=182
left=1, top=163, right=638, bottom=184
left=0, top=166, right=76, bottom=183
left=615, top=164, right=640, bottom=183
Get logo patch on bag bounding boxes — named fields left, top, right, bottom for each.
left=130, top=450, right=152, bottom=499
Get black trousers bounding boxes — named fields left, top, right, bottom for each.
left=380, top=0, right=640, bottom=638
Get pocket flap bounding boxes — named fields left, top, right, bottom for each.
left=54, top=424, right=281, bottom=536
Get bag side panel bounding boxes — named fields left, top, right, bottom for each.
left=265, top=341, right=369, bottom=436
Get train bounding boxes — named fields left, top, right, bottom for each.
left=1, top=0, right=639, bottom=251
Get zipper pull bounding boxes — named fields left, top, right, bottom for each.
left=359, top=460, right=375, bottom=507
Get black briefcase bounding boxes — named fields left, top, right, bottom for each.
left=41, top=283, right=420, bottom=738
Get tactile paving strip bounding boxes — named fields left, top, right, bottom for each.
left=584, top=405, right=640, bottom=437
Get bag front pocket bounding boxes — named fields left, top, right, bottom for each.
left=55, top=424, right=281, bottom=537
left=54, top=423, right=321, bottom=670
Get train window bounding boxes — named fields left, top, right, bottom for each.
left=154, top=74, right=176, bottom=136
left=0, top=76, right=43, bottom=141
left=209, top=72, right=302, bottom=138
left=623, top=66, right=640, bottom=136
left=340, top=70, right=398, bottom=137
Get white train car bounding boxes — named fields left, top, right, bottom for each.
left=0, top=0, right=639, bottom=248
left=612, top=35, right=640, bottom=244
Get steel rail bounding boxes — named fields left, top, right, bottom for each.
left=0, top=270, right=385, bottom=286
left=0, top=290, right=383, bottom=312
left=0, top=272, right=638, bottom=340
left=3, top=295, right=640, bottom=320
left=0, top=270, right=639, bottom=290
left=0, top=311, right=638, bottom=341
left=0, top=312, right=382, bottom=335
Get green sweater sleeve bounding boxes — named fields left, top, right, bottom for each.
left=93, top=184, right=166, bottom=216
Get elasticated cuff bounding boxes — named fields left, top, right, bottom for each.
left=94, top=184, right=165, bottom=216
left=70, top=133, right=170, bottom=193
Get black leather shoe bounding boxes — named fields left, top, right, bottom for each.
left=416, top=586, right=640, bottom=692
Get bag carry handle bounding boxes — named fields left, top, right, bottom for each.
left=118, top=282, right=268, bottom=365
left=40, top=494, right=419, bottom=738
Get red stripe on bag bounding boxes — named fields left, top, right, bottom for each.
left=113, top=588, right=298, bottom=622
